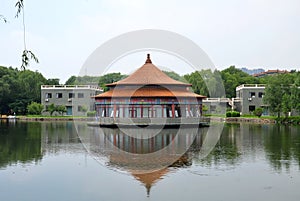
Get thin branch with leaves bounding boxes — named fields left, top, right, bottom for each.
left=0, top=15, right=8, bottom=23
left=15, top=0, right=24, bottom=18
left=15, top=0, right=39, bottom=69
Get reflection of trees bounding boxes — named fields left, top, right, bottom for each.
left=40, top=122, right=82, bottom=154
left=264, top=125, right=300, bottom=172
left=0, top=121, right=82, bottom=168
left=0, top=121, right=42, bottom=168
left=191, top=123, right=300, bottom=172
left=192, top=124, right=241, bottom=166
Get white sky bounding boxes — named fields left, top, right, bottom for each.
left=0, top=0, right=299, bottom=83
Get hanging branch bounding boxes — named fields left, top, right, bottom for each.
left=21, top=50, right=39, bottom=69
left=0, top=15, right=8, bottom=23
left=15, top=0, right=24, bottom=18
left=15, top=0, right=39, bottom=70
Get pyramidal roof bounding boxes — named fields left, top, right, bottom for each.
left=106, top=54, right=191, bottom=87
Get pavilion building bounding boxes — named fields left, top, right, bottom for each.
left=94, top=54, right=206, bottom=126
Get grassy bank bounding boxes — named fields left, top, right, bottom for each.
left=17, top=115, right=94, bottom=121
left=205, top=114, right=300, bottom=125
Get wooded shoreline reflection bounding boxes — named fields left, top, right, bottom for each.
left=1, top=121, right=300, bottom=173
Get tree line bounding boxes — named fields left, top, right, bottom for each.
left=0, top=66, right=59, bottom=115
left=1, top=65, right=299, bottom=116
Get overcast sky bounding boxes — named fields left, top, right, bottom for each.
left=1, top=0, right=299, bottom=83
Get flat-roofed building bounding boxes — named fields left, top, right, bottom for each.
left=41, top=85, right=103, bottom=116
left=235, top=84, right=267, bottom=115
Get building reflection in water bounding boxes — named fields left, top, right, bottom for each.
left=2, top=121, right=300, bottom=196
left=78, top=125, right=206, bottom=196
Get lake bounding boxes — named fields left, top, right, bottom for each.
left=0, top=120, right=300, bottom=201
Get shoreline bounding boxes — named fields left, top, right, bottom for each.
left=4, top=116, right=298, bottom=125
left=205, top=117, right=276, bottom=124
left=17, top=116, right=94, bottom=121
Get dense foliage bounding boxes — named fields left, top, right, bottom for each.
left=65, top=75, right=100, bottom=85
left=27, top=102, right=43, bottom=115
left=220, top=66, right=259, bottom=98
left=254, top=108, right=263, bottom=117
left=1, top=64, right=299, bottom=117
left=263, top=72, right=300, bottom=117
left=98, top=73, right=127, bottom=91
left=44, top=103, right=67, bottom=116
left=184, top=69, right=224, bottom=97
left=0, top=66, right=59, bottom=115
left=65, top=73, right=127, bottom=92
left=226, top=111, right=240, bottom=117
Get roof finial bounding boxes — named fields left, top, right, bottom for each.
left=145, top=53, right=152, bottom=63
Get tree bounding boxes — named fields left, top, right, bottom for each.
left=221, top=66, right=258, bottom=98
left=45, top=79, right=60, bottom=85
left=1, top=1, right=39, bottom=69
left=27, top=102, right=43, bottom=115
left=56, top=105, right=66, bottom=116
left=254, top=108, right=263, bottom=117
left=290, top=85, right=300, bottom=114
left=263, top=77, right=284, bottom=117
left=163, top=71, right=186, bottom=83
left=184, top=70, right=209, bottom=96
left=282, top=94, right=291, bottom=118
left=263, top=73, right=297, bottom=117
left=46, top=104, right=56, bottom=116
left=98, top=73, right=127, bottom=91
left=65, top=76, right=77, bottom=85
left=65, top=75, right=102, bottom=85
left=202, top=104, right=208, bottom=114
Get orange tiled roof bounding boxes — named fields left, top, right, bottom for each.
left=253, top=69, right=289, bottom=77
left=106, top=54, right=191, bottom=87
left=95, top=87, right=206, bottom=98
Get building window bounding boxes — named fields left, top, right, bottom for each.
left=56, top=93, right=63, bottom=98
left=69, top=93, right=75, bottom=98
left=249, top=105, right=256, bottom=112
left=45, top=93, right=52, bottom=98
left=78, top=93, right=84, bottom=98
left=249, top=92, right=255, bottom=98
left=258, top=92, right=264, bottom=98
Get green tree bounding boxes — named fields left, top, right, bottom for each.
left=184, top=71, right=209, bottom=96
left=56, top=105, right=66, bottom=116
left=290, top=85, right=300, bottom=114
left=263, top=73, right=297, bottom=117
left=184, top=69, right=225, bottom=98
left=46, top=104, right=56, bottom=116
left=163, top=71, right=186, bottom=83
left=263, top=77, right=284, bottom=117
left=17, top=70, right=47, bottom=103
left=254, top=107, right=263, bottom=117
left=45, top=78, right=60, bottom=85
left=65, top=76, right=77, bottom=85
left=221, top=66, right=258, bottom=98
left=282, top=94, right=291, bottom=118
left=98, top=73, right=127, bottom=91
left=27, top=102, right=43, bottom=115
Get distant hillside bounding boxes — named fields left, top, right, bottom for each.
left=239, top=68, right=265, bottom=75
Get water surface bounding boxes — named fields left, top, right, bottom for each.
left=0, top=121, right=299, bottom=201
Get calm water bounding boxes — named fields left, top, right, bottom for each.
left=0, top=120, right=300, bottom=201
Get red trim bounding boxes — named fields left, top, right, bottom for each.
left=171, top=103, right=175, bottom=118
